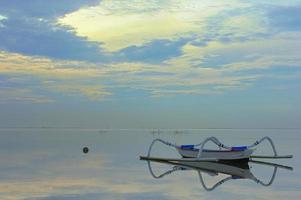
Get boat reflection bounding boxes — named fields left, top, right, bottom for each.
left=140, top=157, right=293, bottom=191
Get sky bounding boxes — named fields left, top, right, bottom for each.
left=0, top=0, right=301, bottom=128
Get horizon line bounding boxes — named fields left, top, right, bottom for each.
left=0, top=127, right=300, bottom=130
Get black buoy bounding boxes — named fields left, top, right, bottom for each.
left=83, top=147, right=89, bottom=154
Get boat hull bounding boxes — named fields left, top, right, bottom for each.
left=176, top=148, right=254, bottom=160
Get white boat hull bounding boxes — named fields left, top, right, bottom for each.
left=176, top=148, right=254, bottom=160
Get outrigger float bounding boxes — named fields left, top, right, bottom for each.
left=140, top=136, right=293, bottom=191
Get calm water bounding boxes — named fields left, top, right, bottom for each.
left=0, top=129, right=300, bottom=200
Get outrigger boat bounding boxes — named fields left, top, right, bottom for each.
left=141, top=136, right=292, bottom=161
left=140, top=136, right=293, bottom=191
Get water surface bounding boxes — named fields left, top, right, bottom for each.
left=0, top=129, right=300, bottom=200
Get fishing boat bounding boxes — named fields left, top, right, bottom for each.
left=140, top=136, right=293, bottom=191
left=142, top=136, right=292, bottom=161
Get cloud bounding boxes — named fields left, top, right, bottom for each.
left=0, top=17, right=105, bottom=62
left=168, top=31, right=301, bottom=72
left=0, top=49, right=257, bottom=100
left=1, top=27, right=300, bottom=102
left=0, top=15, right=7, bottom=28
left=0, top=0, right=100, bottom=18
left=0, top=0, right=188, bottom=63
left=0, top=51, right=103, bottom=78
left=1, top=3, right=301, bottom=103
left=57, top=0, right=251, bottom=52
left=219, top=13, right=268, bottom=39
left=2, top=0, right=296, bottom=66
left=0, top=87, right=54, bottom=103
left=0, top=15, right=6, bottom=20
left=117, top=39, right=187, bottom=64
left=0, top=51, right=113, bottom=101
left=0, top=0, right=268, bottom=65
left=46, top=84, right=112, bottom=101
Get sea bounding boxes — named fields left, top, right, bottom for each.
left=0, top=128, right=300, bottom=200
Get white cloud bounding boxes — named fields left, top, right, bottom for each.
left=0, top=50, right=259, bottom=101
left=57, top=0, right=251, bottom=52
left=0, top=87, right=54, bottom=103
left=0, top=29, right=300, bottom=102
left=46, top=84, right=112, bottom=101
left=0, top=14, right=7, bottom=28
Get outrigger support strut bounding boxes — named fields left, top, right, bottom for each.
left=196, top=137, right=232, bottom=159
left=147, top=138, right=178, bottom=157
left=247, top=136, right=277, bottom=156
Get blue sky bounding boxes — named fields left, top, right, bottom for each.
left=0, top=0, right=301, bottom=128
